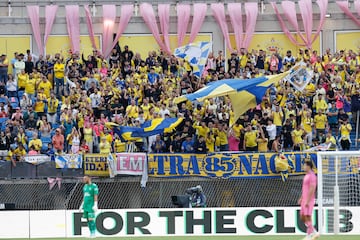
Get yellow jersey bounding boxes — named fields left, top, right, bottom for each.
left=244, top=131, right=258, bottom=147
left=25, top=78, right=36, bottom=95
left=314, top=114, right=327, bottom=129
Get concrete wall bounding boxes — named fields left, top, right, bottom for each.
left=0, top=1, right=358, bottom=55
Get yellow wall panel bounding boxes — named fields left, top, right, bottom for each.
left=0, top=35, right=31, bottom=74
left=228, top=33, right=321, bottom=58
left=335, top=31, right=360, bottom=52
left=118, top=34, right=212, bottom=59
left=45, top=35, right=101, bottom=58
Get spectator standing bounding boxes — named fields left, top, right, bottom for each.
left=0, top=54, right=9, bottom=84
left=52, top=128, right=64, bottom=153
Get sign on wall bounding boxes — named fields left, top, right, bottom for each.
left=334, top=31, right=360, bottom=52
left=118, top=34, right=213, bottom=60
left=0, top=207, right=359, bottom=238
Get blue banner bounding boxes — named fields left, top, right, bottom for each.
left=148, top=152, right=317, bottom=179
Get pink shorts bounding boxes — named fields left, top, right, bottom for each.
left=300, top=203, right=314, bottom=216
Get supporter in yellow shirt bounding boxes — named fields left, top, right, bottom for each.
left=25, top=73, right=36, bottom=100
left=339, top=119, right=352, bottom=150
left=54, top=59, right=65, bottom=97
left=313, top=94, right=328, bottom=113
left=12, top=143, right=27, bottom=162
left=99, top=136, right=112, bottom=154
left=291, top=125, right=304, bottom=151
left=243, top=124, right=258, bottom=151
left=325, top=131, right=337, bottom=150
left=17, top=69, right=28, bottom=90
left=34, top=89, right=46, bottom=114
left=37, top=75, right=52, bottom=98
left=314, top=110, right=328, bottom=138
left=125, top=99, right=139, bottom=119
left=28, top=132, right=42, bottom=152
left=193, top=121, right=209, bottom=138
left=217, top=124, right=229, bottom=151
left=205, top=132, right=215, bottom=153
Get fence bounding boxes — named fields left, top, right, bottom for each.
left=0, top=177, right=306, bottom=210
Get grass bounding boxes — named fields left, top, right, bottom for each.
left=4, top=236, right=360, bottom=240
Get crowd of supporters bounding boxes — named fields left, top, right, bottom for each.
left=0, top=44, right=360, bottom=163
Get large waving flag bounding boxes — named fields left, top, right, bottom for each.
left=113, top=118, right=183, bottom=141
left=175, top=72, right=289, bottom=123
left=174, top=41, right=211, bottom=78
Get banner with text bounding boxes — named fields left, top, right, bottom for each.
left=85, top=153, right=148, bottom=183
left=148, top=152, right=317, bottom=179
left=24, top=155, right=51, bottom=165
left=0, top=207, right=359, bottom=238
left=84, top=154, right=109, bottom=177
left=55, top=154, right=82, bottom=169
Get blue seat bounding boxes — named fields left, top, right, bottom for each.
left=25, top=131, right=33, bottom=139
left=41, top=136, right=52, bottom=144
left=0, top=97, right=7, bottom=104
left=41, top=144, right=48, bottom=153
left=17, top=90, right=24, bottom=99
left=52, top=123, right=60, bottom=130
left=9, top=97, right=19, bottom=108
left=0, top=118, right=8, bottom=125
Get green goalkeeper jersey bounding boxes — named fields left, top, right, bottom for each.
left=83, top=183, right=99, bottom=211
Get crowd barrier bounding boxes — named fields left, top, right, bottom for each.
left=0, top=151, right=324, bottom=179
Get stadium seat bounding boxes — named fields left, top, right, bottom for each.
left=17, top=90, right=24, bottom=100
left=9, top=97, right=19, bottom=108
left=25, top=130, right=33, bottom=140
left=0, top=117, right=8, bottom=125
left=41, top=136, right=52, bottom=144
left=0, top=97, right=7, bottom=104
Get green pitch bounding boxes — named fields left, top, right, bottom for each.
left=4, top=236, right=360, bottom=240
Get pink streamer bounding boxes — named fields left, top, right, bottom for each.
left=140, top=3, right=170, bottom=54
left=65, top=5, right=81, bottom=53
left=158, top=4, right=171, bottom=54
left=189, top=3, right=207, bottom=43
left=102, top=5, right=117, bottom=57
left=313, top=0, right=328, bottom=45
left=106, top=4, right=134, bottom=58
left=243, top=3, right=258, bottom=50
left=43, top=5, right=58, bottom=51
left=271, top=0, right=328, bottom=49
left=281, top=1, right=307, bottom=44
left=228, top=3, right=243, bottom=51
left=271, top=2, right=303, bottom=46
left=299, top=0, right=313, bottom=46
left=27, top=6, right=43, bottom=55
left=177, top=4, right=191, bottom=47
left=337, top=1, right=360, bottom=27
left=211, top=3, right=233, bottom=52
left=84, top=5, right=97, bottom=51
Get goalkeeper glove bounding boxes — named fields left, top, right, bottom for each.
left=93, top=201, right=98, bottom=212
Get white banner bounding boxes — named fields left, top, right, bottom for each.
left=55, top=154, right=82, bottom=169
left=284, top=62, right=313, bottom=92
left=24, top=155, right=51, bottom=165
left=0, top=207, right=359, bottom=238
left=107, top=153, right=148, bottom=187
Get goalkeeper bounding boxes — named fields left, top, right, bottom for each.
left=79, top=176, right=99, bottom=238
left=275, top=152, right=294, bottom=182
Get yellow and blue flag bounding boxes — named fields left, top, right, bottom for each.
left=113, top=118, right=183, bottom=142
left=175, top=72, right=289, bottom=123
left=174, top=41, right=212, bottom=78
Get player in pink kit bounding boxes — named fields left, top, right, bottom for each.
left=298, top=161, right=320, bottom=240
